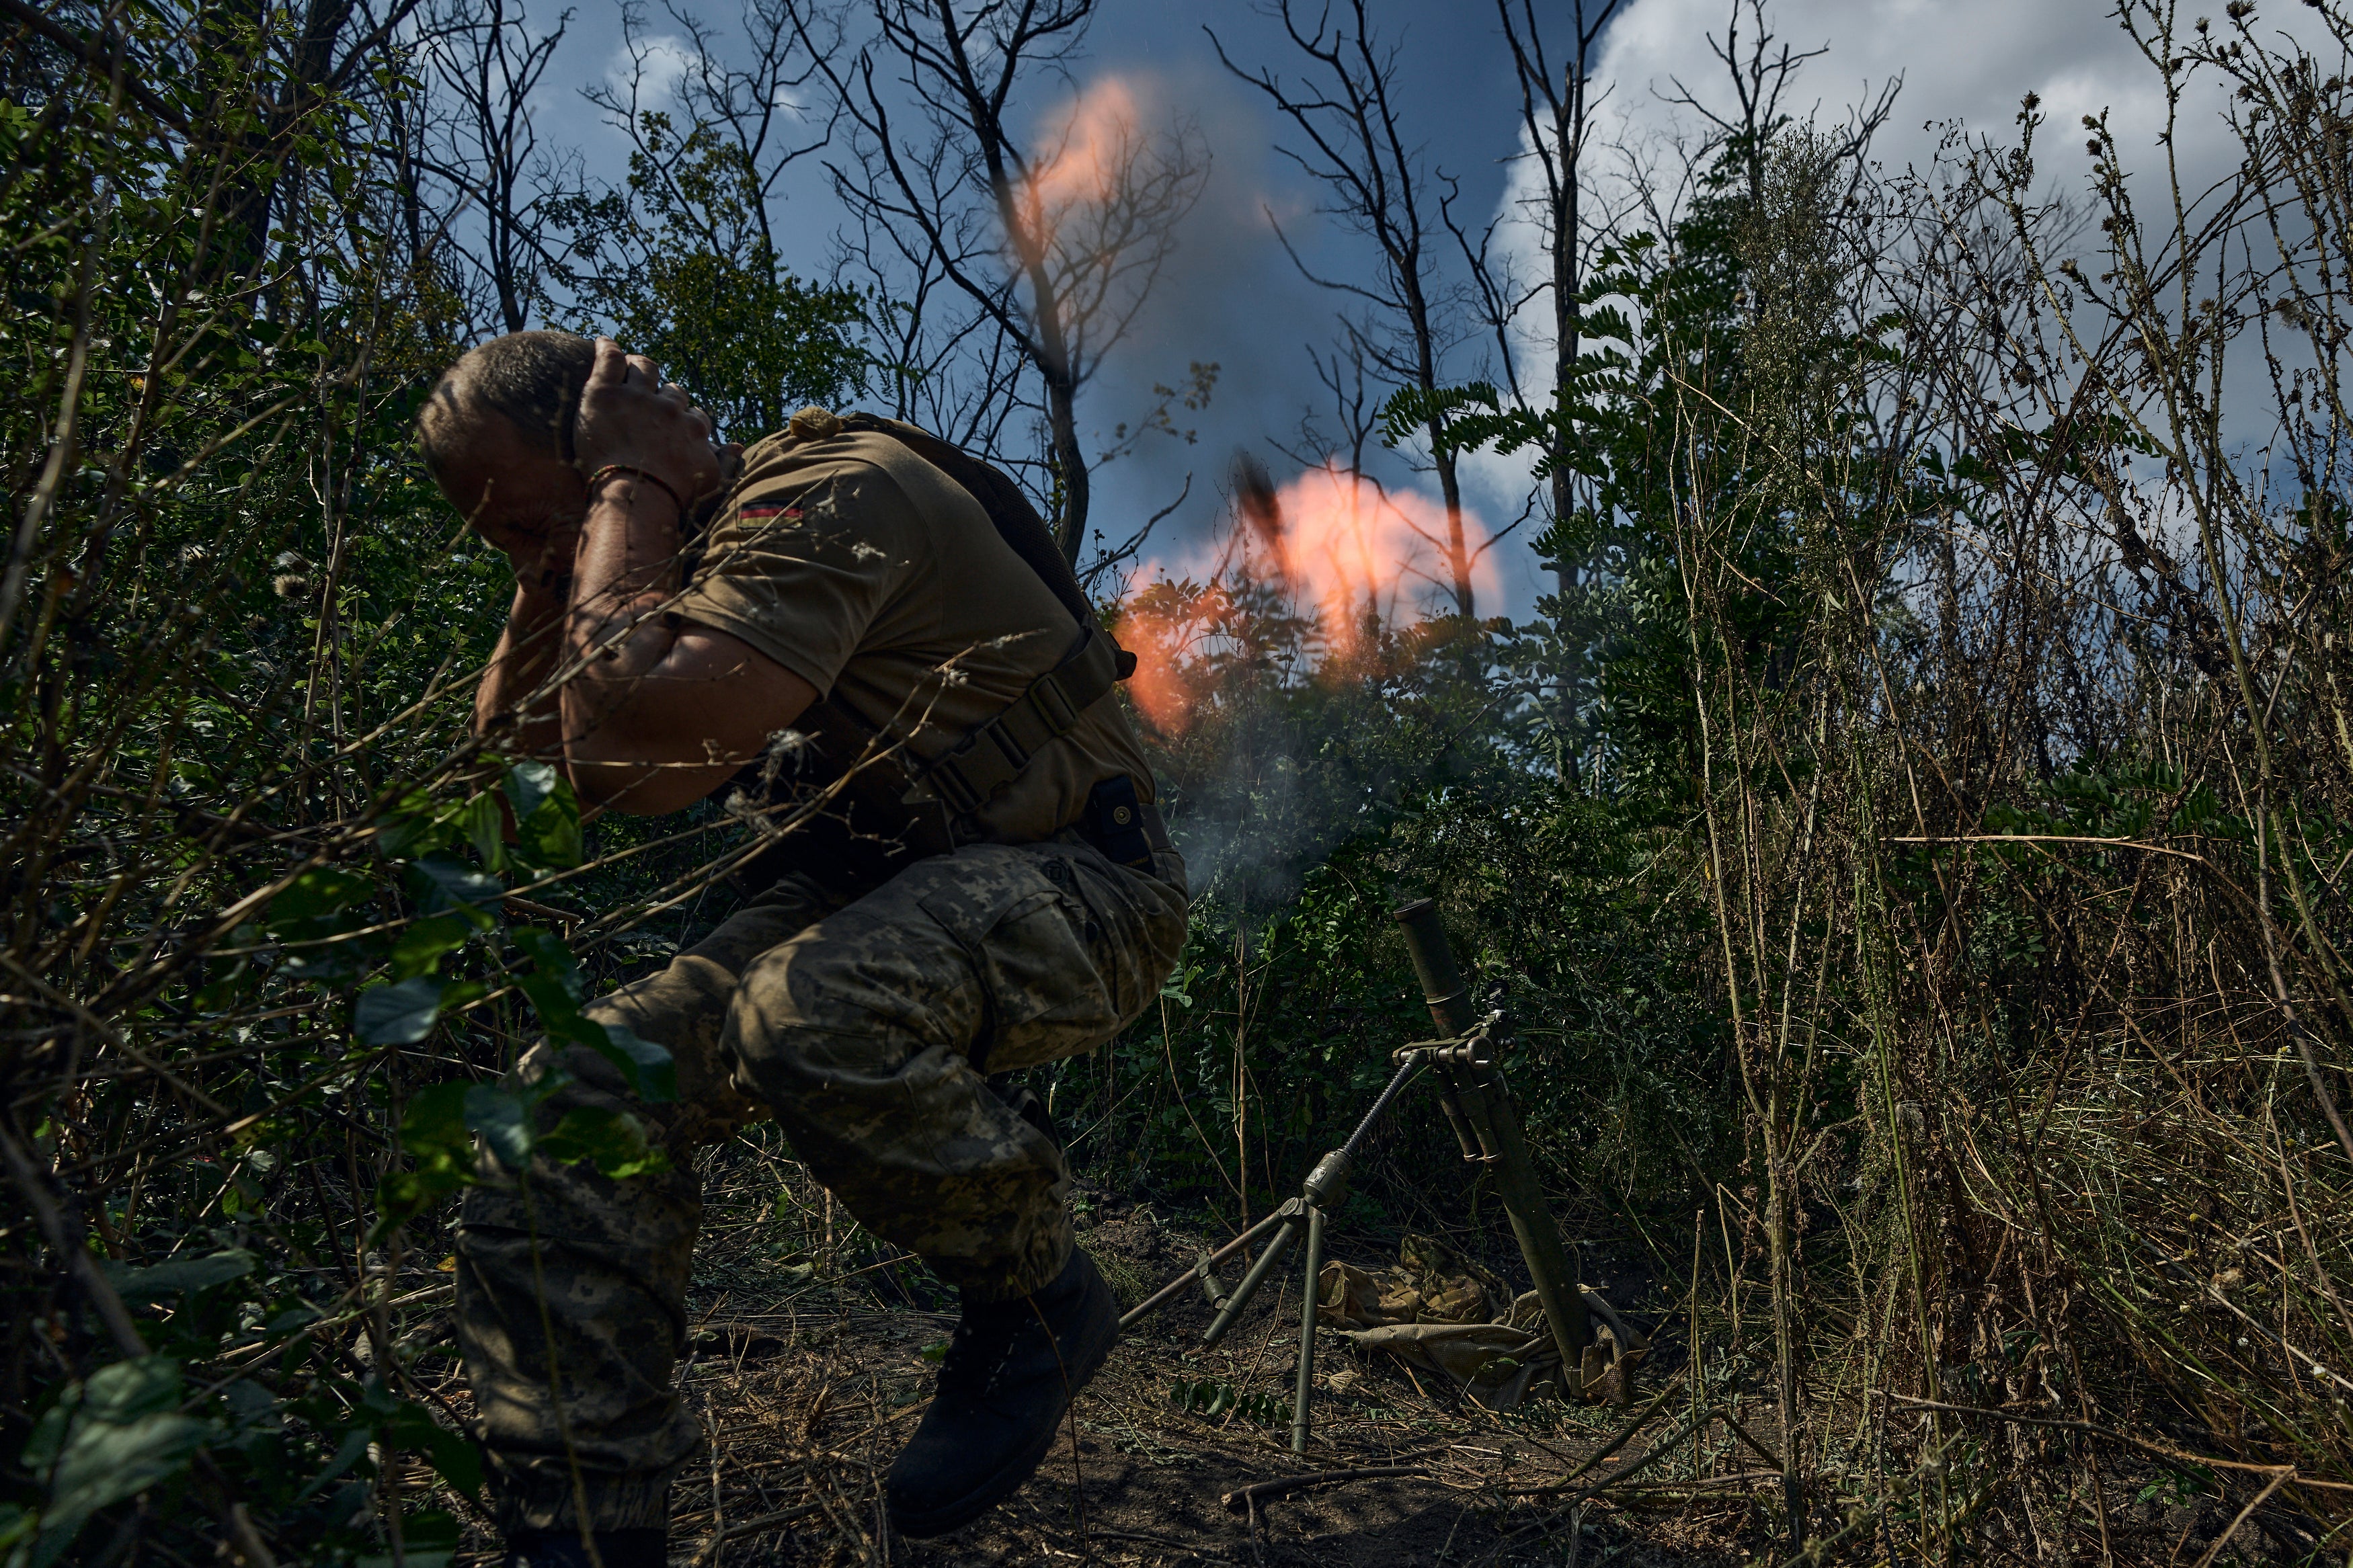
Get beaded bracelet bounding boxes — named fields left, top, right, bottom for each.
left=584, top=463, right=688, bottom=515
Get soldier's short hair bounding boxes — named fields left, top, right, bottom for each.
left=417, top=330, right=598, bottom=486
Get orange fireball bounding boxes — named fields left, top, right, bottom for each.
left=1114, top=462, right=1494, bottom=735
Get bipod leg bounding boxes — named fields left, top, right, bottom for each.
left=1290, top=1202, right=1326, bottom=1453
left=1202, top=1210, right=1302, bottom=1347
left=1119, top=1202, right=1295, bottom=1330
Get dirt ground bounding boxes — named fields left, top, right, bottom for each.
left=418, top=1167, right=2272, bottom=1567
left=414, top=1163, right=1795, bottom=1568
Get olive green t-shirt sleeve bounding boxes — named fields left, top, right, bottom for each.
left=672, top=464, right=919, bottom=696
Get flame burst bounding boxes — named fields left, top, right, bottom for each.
left=1023, top=77, right=1142, bottom=236
left=1116, top=460, right=1496, bottom=735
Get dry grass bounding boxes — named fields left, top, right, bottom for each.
left=365, top=1138, right=2295, bottom=1567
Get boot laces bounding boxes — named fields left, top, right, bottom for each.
left=937, top=1301, right=1031, bottom=1396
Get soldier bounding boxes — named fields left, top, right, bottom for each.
left=415, top=331, right=1187, bottom=1567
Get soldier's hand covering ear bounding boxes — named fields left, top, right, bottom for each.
left=574, top=339, right=725, bottom=509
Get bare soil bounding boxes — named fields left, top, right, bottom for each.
left=420, top=1163, right=2262, bottom=1566
left=417, top=1167, right=1788, bottom=1568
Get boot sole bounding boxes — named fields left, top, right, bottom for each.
left=886, top=1279, right=1119, bottom=1539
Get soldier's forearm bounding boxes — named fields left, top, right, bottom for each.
left=475, top=578, right=567, bottom=757
left=558, top=474, right=688, bottom=738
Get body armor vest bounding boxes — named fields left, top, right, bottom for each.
left=725, top=415, right=1140, bottom=894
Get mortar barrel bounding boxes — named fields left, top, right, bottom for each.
left=1394, top=897, right=1473, bottom=1034
left=1389, top=901, right=1593, bottom=1371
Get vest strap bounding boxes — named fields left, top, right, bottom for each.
left=909, top=627, right=1122, bottom=817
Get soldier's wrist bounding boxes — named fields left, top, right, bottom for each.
left=584, top=463, right=688, bottom=520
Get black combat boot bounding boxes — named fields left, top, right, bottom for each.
left=503, top=1527, right=667, bottom=1568
left=884, top=1247, right=1118, bottom=1538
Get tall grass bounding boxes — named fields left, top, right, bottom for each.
left=11, top=1, right=2353, bottom=1564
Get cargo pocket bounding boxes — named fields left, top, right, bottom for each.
left=914, top=843, right=1126, bottom=1073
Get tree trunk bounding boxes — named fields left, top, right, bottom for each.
left=1047, top=363, right=1088, bottom=567
left=1426, top=432, right=1473, bottom=616
left=1550, top=71, right=1582, bottom=780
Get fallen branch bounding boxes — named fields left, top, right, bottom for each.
left=686, top=1503, right=822, bottom=1567
left=1221, top=1466, right=1428, bottom=1514
left=1716, top=1403, right=1786, bottom=1471
left=1887, top=1395, right=2353, bottom=1493
left=1501, top=1372, right=1688, bottom=1497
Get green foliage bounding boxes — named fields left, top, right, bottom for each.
left=1169, top=1377, right=1291, bottom=1428
left=0, top=13, right=694, bottom=1559
left=553, top=114, right=877, bottom=437
left=22, top=1359, right=206, bottom=1568
left=18, top=4, right=2353, bottom=1559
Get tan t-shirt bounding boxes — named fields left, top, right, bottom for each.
left=673, top=420, right=1158, bottom=845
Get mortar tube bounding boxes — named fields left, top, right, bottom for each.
left=1392, top=901, right=1591, bottom=1370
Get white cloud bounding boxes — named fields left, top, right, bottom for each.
left=1595, top=0, right=2186, bottom=169
left=1464, top=0, right=2331, bottom=551
left=606, top=34, right=703, bottom=111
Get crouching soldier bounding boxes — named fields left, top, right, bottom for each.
left=415, top=331, right=1187, bottom=1565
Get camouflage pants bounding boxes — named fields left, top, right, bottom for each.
left=452, top=837, right=1188, bottom=1535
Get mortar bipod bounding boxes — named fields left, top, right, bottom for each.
left=1114, top=901, right=1599, bottom=1452
left=1117, top=1046, right=1425, bottom=1452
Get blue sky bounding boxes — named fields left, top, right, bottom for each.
left=502, top=0, right=2258, bottom=623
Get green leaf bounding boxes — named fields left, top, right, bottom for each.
left=504, top=759, right=559, bottom=823
left=508, top=925, right=584, bottom=997
left=79, top=1357, right=185, bottom=1424
left=355, top=976, right=452, bottom=1046
left=400, top=1080, right=472, bottom=1164
left=104, top=1249, right=254, bottom=1304
left=378, top=788, right=456, bottom=858
left=537, top=1106, right=670, bottom=1179
left=192, top=956, right=253, bottom=1013
left=279, top=942, right=375, bottom=987
left=389, top=913, right=473, bottom=981
left=523, top=792, right=583, bottom=869
left=410, top=853, right=502, bottom=925
left=383, top=1404, right=483, bottom=1503
left=292, top=1427, right=373, bottom=1503
left=19, top=1405, right=68, bottom=1469
left=510, top=928, right=675, bottom=1102
left=268, top=866, right=371, bottom=925
left=461, top=792, right=506, bottom=874
left=506, top=761, right=582, bottom=868
left=402, top=1510, right=463, bottom=1551
left=30, top=1360, right=206, bottom=1568
left=266, top=866, right=372, bottom=941
left=563, top=1016, right=678, bottom=1104
left=462, top=1084, right=534, bottom=1172
left=378, top=1081, right=481, bottom=1228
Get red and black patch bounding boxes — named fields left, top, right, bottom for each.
left=734, top=503, right=803, bottom=523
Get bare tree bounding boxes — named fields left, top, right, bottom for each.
left=1429, top=0, right=1628, bottom=780
left=1213, top=0, right=1479, bottom=616
left=1484, top=1, right=1623, bottom=547
left=832, top=196, right=1033, bottom=458
left=1274, top=332, right=1382, bottom=479
left=587, top=0, right=836, bottom=273
left=1663, top=0, right=1899, bottom=209
left=423, top=0, right=572, bottom=334
left=799, top=0, right=1209, bottom=566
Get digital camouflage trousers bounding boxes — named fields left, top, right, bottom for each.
left=450, top=837, right=1189, bottom=1535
